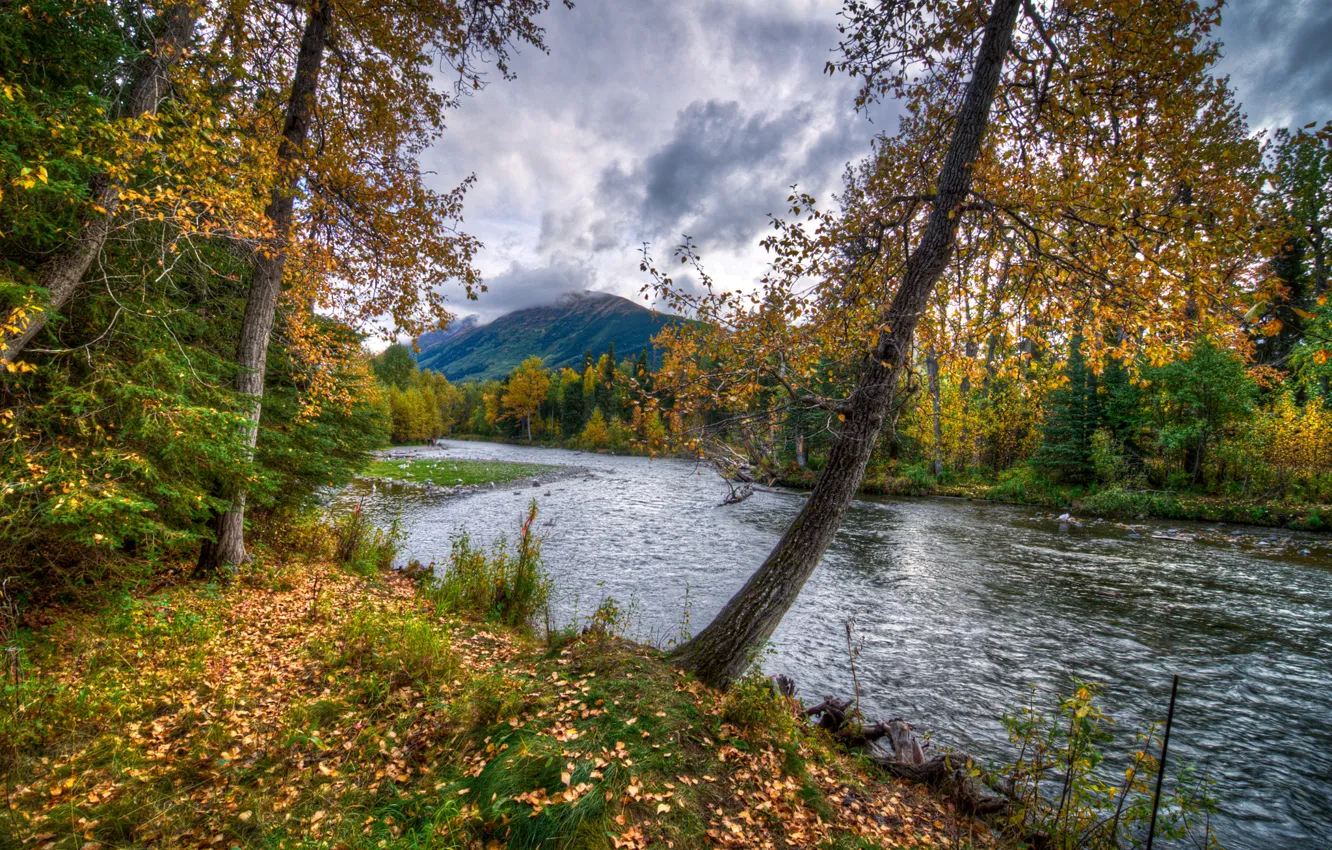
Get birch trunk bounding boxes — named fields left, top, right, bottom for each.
left=197, top=0, right=332, bottom=571
left=927, top=346, right=944, bottom=477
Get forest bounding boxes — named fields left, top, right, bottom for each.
left=2, top=0, right=1331, bottom=847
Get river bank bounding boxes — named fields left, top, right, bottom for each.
left=1, top=540, right=990, bottom=850
left=775, top=466, right=1331, bottom=531
left=350, top=438, right=1332, bottom=848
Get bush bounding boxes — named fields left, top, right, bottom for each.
left=998, top=681, right=1219, bottom=849
left=901, top=461, right=937, bottom=492
left=721, top=667, right=798, bottom=740
left=1089, top=429, right=1125, bottom=484
left=985, top=465, right=1070, bottom=507
left=332, top=503, right=399, bottom=576
left=424, top=501, right=550, bottom=629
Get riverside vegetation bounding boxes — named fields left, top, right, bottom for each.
left=0, top=0, right=1323, bottom=844
left=1, top=504, right=1221, bottom=850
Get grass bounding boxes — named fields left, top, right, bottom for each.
left=421, top=502, right=551, bottom=629
left=363, top=457, right=557, bottom=487
left=1, top=541, right=992, bottom=849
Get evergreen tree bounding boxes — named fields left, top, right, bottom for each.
left=560, top=371, right=585, bottom=436
left=1034, top=336, right=1099, bottom=484
left=635, top=347, right=653, bottom=398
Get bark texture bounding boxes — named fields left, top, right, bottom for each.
left=672, top=0, right=1023, bottom=688
left=198, top=0, right=332, bottom=571
left=1, top=3, right=197, bottom=362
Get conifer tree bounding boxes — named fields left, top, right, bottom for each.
left=1034, top=337, right=1099, bottom=484
left=560, top=370, right=585, bottom=436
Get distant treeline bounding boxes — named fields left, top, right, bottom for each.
left=371, top=342, right=671, bottom=452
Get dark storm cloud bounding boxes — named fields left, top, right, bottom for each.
left=1217, top=0, right=1332, bottom=129
left=540, top=96, right=872, bottom=255
left=413, top=0, right=1318, bottom=332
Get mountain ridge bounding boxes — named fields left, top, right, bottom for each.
left=415, top=291, right=684, bottom=381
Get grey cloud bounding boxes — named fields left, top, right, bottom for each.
left=541, top=95, right=873, bottom=256
left=461, top=258, right=599, bottom=320
left=638, top=100, right=811, bottom=233
left=1217, top=0, right=1332, bottom=129
left=416, top=0, right=1310, bottom=331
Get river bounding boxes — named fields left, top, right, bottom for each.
left=345, top=439, right=1332, bottom=848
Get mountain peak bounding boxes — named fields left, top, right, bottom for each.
left=414, top=291, right=681, bottom=381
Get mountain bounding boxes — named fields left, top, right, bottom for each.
left=415, top=291, right=685, bottom=381
left=415, top=314, right=478, bottom=352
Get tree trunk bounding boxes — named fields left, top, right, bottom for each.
left=796, top=432, right=806, bottom=468
left=927, top=346, right=944, bottom=477
left=672, top=0, right=1022, bottom=688
left=197, top=0, right=332, bottom=572
left=1, top=3, right=197, bottom=363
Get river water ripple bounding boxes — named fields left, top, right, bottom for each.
left=347, top=440, right=1332, bottom=848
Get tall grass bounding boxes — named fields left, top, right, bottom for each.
left=323, top=602, right=458, bottom=687
left=423, top=501, right=550, bottom=629
left=332, top=502, right=400, bottom=576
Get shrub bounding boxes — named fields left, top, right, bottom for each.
left=424, top=501, right=550, bottom=629
left=332, top=503, right=399, bottom=576
left=722, top=667, right=798, bottom=741
left=998, top=681, right=1219, bottom=849
left=1089, top=429, right=1125, bottom=484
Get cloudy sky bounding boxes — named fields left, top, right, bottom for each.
left=419, top=0, right=1332, bottom=326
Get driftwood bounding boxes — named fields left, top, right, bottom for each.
left=721, top=483, right=754, bottom=505
left=799, top=690, right=1010, bottom=817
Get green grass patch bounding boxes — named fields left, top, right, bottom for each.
left=363, top=457, right=557, bottom=487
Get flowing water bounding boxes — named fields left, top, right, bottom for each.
left=346, top=439, right=1332, bottom=848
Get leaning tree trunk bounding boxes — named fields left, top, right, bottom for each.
left=672, top=0, right=1022, bottom=688
left=197, top=0, right=332, bottom=571
left=0, top=3, right=197, bottom=363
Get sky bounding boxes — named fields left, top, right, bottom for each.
left=417, top=0, right=1332, bottom=328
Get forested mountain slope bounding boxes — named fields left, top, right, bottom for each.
left=415, top=292, right=683, bottom=380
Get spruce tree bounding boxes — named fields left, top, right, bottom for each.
left=1035, top=336, right=1099, bottom=484
left=561, top=376, right=585, bottom=436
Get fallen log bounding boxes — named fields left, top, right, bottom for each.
left=799, top=687, right=1010, bottom=817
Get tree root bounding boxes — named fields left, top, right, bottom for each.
left=797, top=686, right=1011, bottom=818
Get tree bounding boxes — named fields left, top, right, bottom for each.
left=198, top=0, right=570, bottom=570
left=559, top=368, right=585, bottom=436
left=1034, top=337, right=1098, bottom=485
left=373, top=344, right=419, bottom=390
left=1, top=1, right=199, bottom=364
left=580, top=407, right=609, bottom=448
left=503, top=356, right=551, bottom=441
left=666, top=0, right=1023, bottom=686
left=1258, top=124, right=1332, bottom=392
left=1146, top=341, right=1255, bottom=484
left=655, top=0, right=1262, bottom=687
